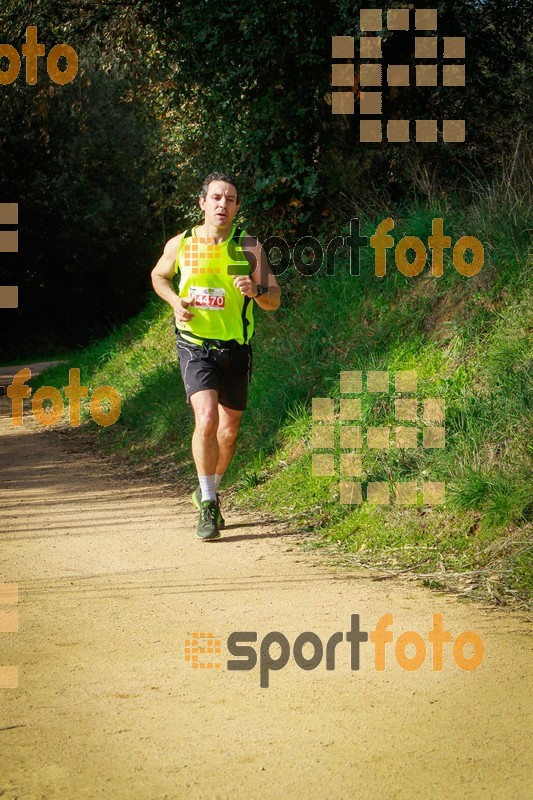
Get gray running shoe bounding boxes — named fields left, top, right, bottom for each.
left=196, top=500, right=220, bottom=541
left=192, top=486, right=225, bottom=529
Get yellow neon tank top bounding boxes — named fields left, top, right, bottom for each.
left=174, top=225, right=254, bottom=345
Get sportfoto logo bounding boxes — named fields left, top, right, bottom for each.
left=184, top=614, right=484, bottom=688
left=187, top=217, right=484, bottom=279
left=332, top=8, right=466, bottom=142
left=312, top=369, right=446, bottom=506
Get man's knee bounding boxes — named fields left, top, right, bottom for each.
left=193, top=405, right=219, bottom=438
left=195, top=414, right=218, bottom=438
left=218, top=409, right=243, bottom=445
left=218, top=423, right=240, bottom=447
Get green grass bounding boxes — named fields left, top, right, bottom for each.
left=31, top=189, right=532, bottom=605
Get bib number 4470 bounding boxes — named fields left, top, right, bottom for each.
left=190, top=288, right=226, bottom=310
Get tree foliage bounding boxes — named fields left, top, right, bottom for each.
left=0, top=0, right=530, bottom=357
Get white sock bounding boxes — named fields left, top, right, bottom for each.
left=215, top=473, right=224, bottom=491
left=199, top=475, right=217, bottom=502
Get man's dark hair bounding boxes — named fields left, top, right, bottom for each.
left=199, top=172, right=239, bottom=203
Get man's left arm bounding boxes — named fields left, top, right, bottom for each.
left=233, top=235, right=281, bottom=310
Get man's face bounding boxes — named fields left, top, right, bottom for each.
left=199, top=181, right=240, bottom=230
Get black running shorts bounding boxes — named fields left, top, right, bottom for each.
left=176, top=333, right=253, bottom=411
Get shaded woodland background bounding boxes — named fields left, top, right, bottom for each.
left=0, top=0, right=530, bottom=359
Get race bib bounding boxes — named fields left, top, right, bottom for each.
left=188, top=287, right=226, bottom=311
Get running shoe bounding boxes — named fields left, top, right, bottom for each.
left=196, top=500, right=220, bottom=540
left=192, top=486, right=225, bottom=529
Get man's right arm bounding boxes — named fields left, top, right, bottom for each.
left=151, top=234, right=194, bottom=323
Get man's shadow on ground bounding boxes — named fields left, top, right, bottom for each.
left=208, top=519, right=306, bottom=543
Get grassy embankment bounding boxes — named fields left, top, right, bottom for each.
left=33, top=188, right=532, bottom=605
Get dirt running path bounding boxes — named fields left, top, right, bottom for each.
left=0, top=368, right=531, bottom=799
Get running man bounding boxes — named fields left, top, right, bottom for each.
left=151, top=172, right=281, bottom=540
